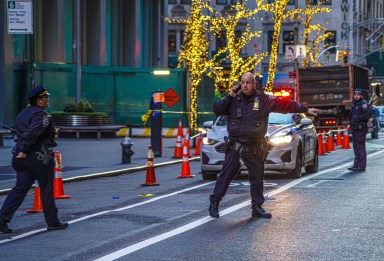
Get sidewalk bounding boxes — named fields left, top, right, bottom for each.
left=0, top=136, right=200, bottom=194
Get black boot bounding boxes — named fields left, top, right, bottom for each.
left=0, top=219, right=12, bottom=234
left=252, top=204, right=272, bottom=218
left=209, top=195, right=220, bottom=218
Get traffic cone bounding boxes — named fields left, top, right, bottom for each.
left=342, top=129, right=351, bottom=149
left=173, top=132, right=183, bottom=158
left=193, top=131, right=202, bottom=155
left=317, top=131, right=324, bottom=155
left=327, top=129, right=335, bottom=151
left=142, top=145, right=159, bottom=186
left=185, top=130, right=191, bottom=157
left=53, top=151, right=71, bottom=199
left=177, top=141, right=195, bottom=178
left=322, top=130, right=328, bottom=153
left=176, top=119, right=184, bottom=139
left=25, top=181, right=43, bottom=213
left=336, top=126, right=343, bottom=146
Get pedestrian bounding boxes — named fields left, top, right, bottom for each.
left=347, top=88, right=372, bottom=172
left=0, top=85, right=68, bottom=234
left=208, top=72, right=318, bottom=219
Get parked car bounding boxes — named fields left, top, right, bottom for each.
left=201, top=112, right=319, bottom=180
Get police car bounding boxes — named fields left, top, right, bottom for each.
left=201, top=112, right=319, bottom=180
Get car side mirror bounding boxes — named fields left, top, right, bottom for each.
left=203, top=121, right=213, bottom=129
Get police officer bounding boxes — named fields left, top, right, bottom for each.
left=0, top=85, right=68, bottom=233
left=208, top=72, right=318, bottom=219
left=347, top=88, right=372, bottom=172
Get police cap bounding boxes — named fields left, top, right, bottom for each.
left=354, top=89, right=363, bottom=95
left=26, top=84, right=50, bottom=100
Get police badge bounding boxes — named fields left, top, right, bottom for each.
left=253, top=100, right=259, bottom=110
left=42, top=116, right=49, bottom=127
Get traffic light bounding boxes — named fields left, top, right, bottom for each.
left=336, top=50, right=342, bottom=62
left=342, top=50, right=348, bottom=64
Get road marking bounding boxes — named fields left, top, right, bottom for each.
left=95, top=149, right=384, bottom=261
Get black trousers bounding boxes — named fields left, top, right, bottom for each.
left=351, top=127, right=368, bottom=168
left=0, top=153, right=59, bottom=226
left=212, top=147, right=265, bottom=206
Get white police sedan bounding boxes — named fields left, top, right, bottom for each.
left=201, top=112, right=319, bottom=180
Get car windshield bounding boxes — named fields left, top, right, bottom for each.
left=215, top=112, right=293, bottom=126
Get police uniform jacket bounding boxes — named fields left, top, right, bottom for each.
left=213, top=91, right=308, bottom=144
left=349, top=99, right=371, bottom=127
left=14, top=105, right=56, bottom=154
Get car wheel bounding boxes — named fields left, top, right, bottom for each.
left=305, top=149, right=319, bottom=174
left=202, top=171, right=218, bottom=180
left=288, top=147, right=302, bottom=178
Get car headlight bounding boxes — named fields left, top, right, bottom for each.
left=202, top=137, right=220, bottom=145
left=268, top=134, right=294, bottom=145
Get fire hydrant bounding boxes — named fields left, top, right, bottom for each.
left=121, top=136, right=134, bottom=164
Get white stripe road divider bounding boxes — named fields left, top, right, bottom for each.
left=2, top=149, right=384, bottom=256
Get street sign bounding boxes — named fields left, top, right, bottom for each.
left=285, top=45, right=295, bottom=59
left=253, top=43, right=261, bottom=54
left=289, top=71, right=296, bottom=78
left=153, top=92, right=165, bottom=103
left=164, top=88, right=180, bottom=108
left=7, top=0, right=33, bottom=34
left=295, top=45, right=306, bottom=59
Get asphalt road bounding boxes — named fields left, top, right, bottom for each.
left=0, top=133, right=384, bottom=260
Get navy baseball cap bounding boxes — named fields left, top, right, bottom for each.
left=26, top=84, right=50, bottom=100
left=354, top=89, right=363, bottom=95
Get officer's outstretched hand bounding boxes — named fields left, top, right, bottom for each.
left=16, top=152, right=27, bottom=159
left=306, top=108, right=320, bottom=116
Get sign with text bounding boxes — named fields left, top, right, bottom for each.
left=7, top=0, right=33, bottom=34
left=285, top=45, right=296, bottom=59
left=164, top=88, right=180, bottom=108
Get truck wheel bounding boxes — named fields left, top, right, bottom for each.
left=305, top=150, right=319, bottom=174
left=202, top=171, right=218, bottom=180
left=288, top=148, right=302, bottom=178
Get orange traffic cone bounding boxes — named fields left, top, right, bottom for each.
left=142, top=145, right=159, bottom=186
left=25, top=181, right=43, bottom=213
left=193, top=131, right=202, bottom=155
left=185, top=130, right=191, bottom=157
left=327, top=129, right=335, bottom=151
left=336, top=126, right=343, bottom=146
left=53, top=151, right=71, bottom=199
left=322, top=130, right=328, bottom=153
left=177, top=141, right=195, bottom=178
left=342, top=129, right=351, bottom=149
left=176, top=119, right=184, bottom=139
left=317, top=131, right=325, bottom=155
left=173, top=132, right=183, bottom=158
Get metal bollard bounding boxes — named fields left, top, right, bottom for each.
left=120, top=136, right=134, bottom=164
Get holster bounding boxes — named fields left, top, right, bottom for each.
left=35, top=146, right=54, bottom=166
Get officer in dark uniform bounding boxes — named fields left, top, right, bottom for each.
left=208, top=72, right=318, bottom=219
left=347, top=88, right=372, bottom=172
left=0, top=85, right=68, bottom=233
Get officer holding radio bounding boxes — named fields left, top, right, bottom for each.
left=347, top=88, right=372, bottom=172
left=208, top=72, right=319, bottom=219
left=0, top=85, right=68, bottom=234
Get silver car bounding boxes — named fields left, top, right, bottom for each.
left=201, top=112, right=319, bottom=180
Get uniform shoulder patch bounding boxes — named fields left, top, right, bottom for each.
left=362, top=104, right=368, bottom=109
left=42, top=116, right=49, bottom=127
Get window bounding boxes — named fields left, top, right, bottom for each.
left=324, top=31, right=336, bottom=53
left=269, top=0, right=294, bottom=4
left=231, top=0, right=242, bottom=4
left=267, top=31, right=274, bottom=52
left=217, top=31, right=227, bottom=50
left=168, top=0, right=177, bottom=4
left=310, top=0, right=317, bottom=4
left=168, top=30, right=177, bottom=52
left=282, top=31, right=294, bottom=53
left=322, top=0, right=332, bottom=5
left=216, top=0, right=227, bottom=5
left=180, top=0, right=191, bottom=4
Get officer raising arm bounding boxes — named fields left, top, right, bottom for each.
left=208, top=72, right=319, bottom=219
left=0, top=85, right=68, bottom=234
